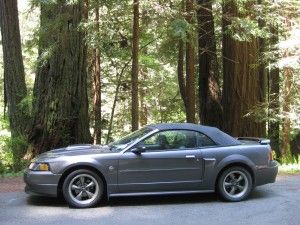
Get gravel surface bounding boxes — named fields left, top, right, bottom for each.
left=0, top=175, right=299, bottom=225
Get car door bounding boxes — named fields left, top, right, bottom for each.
left=117, top=130, right=204, bottom=193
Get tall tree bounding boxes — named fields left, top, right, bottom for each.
left=222, top=0, right=265, bottom=137
left=92, top=1, right=102, bottom=144
left=30, top=1, right=91, bottom=155
left=131, top=0, right=140, bottom=131
left=177, top=39, right=187, bottom=111
left=197, top=0, right=222, bottom=128
left=268, top=25, right=280, bottom=158
left=185, top=0, right=196, bottom=123
left=139, top=69, right=148, bottom=126
left=281, top=14, right=293, bottom=156
left=0, top=0, right=29, bottom=170
left=257, top=0, right=267, bottom=137
left=177, top=0, right=196, bottom=123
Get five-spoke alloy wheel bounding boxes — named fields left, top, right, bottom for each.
left=217, top=166, right=252, bottom=202
left=63, top=169, right=104, bottom=208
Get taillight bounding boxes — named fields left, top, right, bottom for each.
left=269, top=150, right=273, bottom=161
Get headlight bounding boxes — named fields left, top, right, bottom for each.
left=29, top=162, right=50, bottom=171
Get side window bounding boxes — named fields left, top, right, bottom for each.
left=196, top=133, right=216, bottom=147
left=138, top=130, right=204, bottom=151
left=139, top=131, right=173, bottom=151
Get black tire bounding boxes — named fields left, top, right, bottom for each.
left=217, top=166, right=253, bottom=202
left=62, top=169, right=104, bottom=208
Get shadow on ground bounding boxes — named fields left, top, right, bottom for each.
left=26, top=188, right=273, bottom=208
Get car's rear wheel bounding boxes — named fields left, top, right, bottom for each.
left=62, top=169, right=104, bottom=208
left=217, top=166, right=252, bottom=202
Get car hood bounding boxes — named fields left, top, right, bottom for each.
left=34, top=144, right=112, bottom=161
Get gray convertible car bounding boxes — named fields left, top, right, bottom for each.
left=24, top=123, right=278, bottom=208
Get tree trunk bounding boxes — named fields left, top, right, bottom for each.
left=106, top=64, right=127, bottom=144
left=185, top=0, right=196, bottom=123
left=290, top=132, right=300, bottom=162
left=268, top=26, right=280, bottom=158
left=131, top=0, right=139, bottom=131
left=30, top=1, right=91, bottom=155
left=222, top=0, right=265, bottom=137
left=140, top=69, right=148, bottom=126
left=0, top=0, right=29, bottom=170
left=281, top=15, right=293, bottom=157
left=197, top=0, right=222, bottom=128
left=257, top=0, right=267, bottom=137
left=93, top=3, right=102, bottom=144
left=282, top=66, right=292, bottom=156
left=177, top=40, right=188, bottom=111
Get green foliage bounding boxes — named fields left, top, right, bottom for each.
left=7, top=135, right=29, bottom=172
left=226, top=17, right=270, bottom=41
left=0, top=136, right=13, bottom=174
left=19, top=94, right=34, bottom=117
left=0, top=115, right=28, bottom=174
left=0, top=171, right=24, bottom=178
left=279, top=160, right=300, bottom=174
left=169, top=19, right=190, bottom=40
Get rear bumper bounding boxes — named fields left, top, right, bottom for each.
left=24, top=169, right=61, bottom=197
left=255, top=160, right=278, bottom=186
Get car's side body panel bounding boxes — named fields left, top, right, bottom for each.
left=117, top=149, right=203, bottom=193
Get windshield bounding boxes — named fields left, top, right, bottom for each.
left=108, top=127, right=153, bottom=152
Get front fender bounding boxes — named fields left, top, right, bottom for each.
left=50, top=156, right=117, bottom=189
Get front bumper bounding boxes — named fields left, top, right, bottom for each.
left=255, top=160, right=278, bottom=186
left=24, top=169, right=61, bottom=197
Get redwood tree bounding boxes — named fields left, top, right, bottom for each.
left=281, top=20, right=292, bottom=156
left=0, top=0, right=29, bottom=169
left=131, top=0, right=140, bottom=131
left=197, top=0, right=222, bottom=128
left=177, top=0, right=196, bottom=124
left=185, top=0, right=196, bottom=123
left=268, top=26, right=280, bottom=157
left=92, top=2, right=102, bottom=144
left=222, top=0, right=265, bottom=137
left=30, top=1, right=91, bottom=154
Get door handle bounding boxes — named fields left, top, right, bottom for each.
left=185, top=155, right=196, bottom=159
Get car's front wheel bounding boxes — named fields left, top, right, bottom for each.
left=62, top=169, right=104, bottom=208
left=217, top=166, right=252, bottom=202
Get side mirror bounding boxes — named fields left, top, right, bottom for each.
left=131, top=146, right=146, bottom=154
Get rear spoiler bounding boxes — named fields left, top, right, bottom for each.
left=236, top=137, right=270, bottom=145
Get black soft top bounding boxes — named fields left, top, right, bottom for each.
left=147, top=123, right=241, bottom=146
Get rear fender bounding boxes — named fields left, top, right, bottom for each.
left=216, top=154, right=256, bottom=173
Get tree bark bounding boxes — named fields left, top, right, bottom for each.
left=282, top=66, right=292, bottom=156
left=92, top=3, right=102, bottom=144
left=281, top=15, right=293, bottom=157
left=268, top=25, right=280, bottom=158
left=177, top=40, right=188, bottom=111
left=140, top=69, right=148, bottom=126
left=0, top=0, right=29, bottom=170
left=185, top=0, right=196, bottom=123
left=30, top=1, right=91, bottom=155
left=222, top=0, right=265, bottom=137
left=131, top=0, right=139, bottom=131
left=257, top=0, right=267, bottom=137
left=0, top=0, right=27, bottom=132
left=197, top=0, right=222, bottom=128
left=291, top=132, right=300, bottom=162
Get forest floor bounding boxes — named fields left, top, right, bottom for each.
left=0, top=176, right=24, bottom=192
